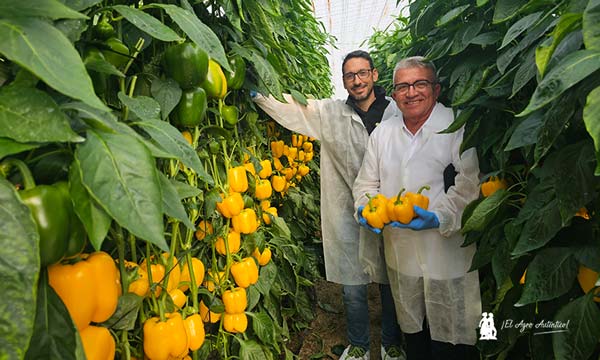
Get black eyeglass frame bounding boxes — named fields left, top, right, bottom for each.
left=342, top=68, right=373, bottom=82
left=393, top=79, right=437, bottom=93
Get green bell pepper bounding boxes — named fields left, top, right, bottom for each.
left=2, top=159, right=86, bottom=266
left=224, top=55, right=246, bottom=90
left=221, top=104, right=239, bottom=127
left=163, top=42, right=209, bottom=90
left=171, top=87, right=207, bottom=127
left=93, top=16, right=115, bottom=40
left=102, top=37, right=130, bottom=69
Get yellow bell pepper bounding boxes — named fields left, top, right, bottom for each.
left=255, top=179, right=273, bottom=200
left=194, top=220, right=213, bottom=241
left=361, top=194, right=390, bottom=230
left=262, top=206, right=278, bottom=225
left=199, top=300, right=221, bottom=323
left=480, top=177, right=507, bottom=198
left=230, top=257, right=259, bottom=288
left=216, top=192, right=244, bottom=218
left=270, top=140, right=284, bottom=158
left=405, top=185, right=431, bottom=210
left=253, top=247, right=272, bottom=266
left=184, top=313, right=205, bottom=351
left=223, top=312, right=248, bottom=333
left=232, top=208, right=259, bottom=234
left=143, top=312, right=189, bottom=360
left=258, top=159, right=273, bottom=179
left=215, top=229, right=241, bottom=255
left=222, top=287, right=247, bottom=313
left=228, top=166, right=248, bottom=193
left=178, top=257, right=205, bottom=292
left=80, top=325, right=116, bottom=360
left=386, top=188, right=414, bottom=224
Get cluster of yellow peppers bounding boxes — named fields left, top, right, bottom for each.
left=361, top=186, right=430, bottom=230
left=269, top=133, right=314, bottom=194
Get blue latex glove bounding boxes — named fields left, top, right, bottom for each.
left=390, top=205, right=440, bottom=230
left=357, top=205, right=381, bottom=234
left=249, top=90, right=258, bottom=98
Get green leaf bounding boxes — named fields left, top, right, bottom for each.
left=512, top=191, right=563, bottom=256
left=511, top=47, right=537, bottom=97
left=535, top=13, right=582, bottom=77
left=158, top=172, right=194, bottom=229
left=451, top=66, right=488, bottom=106
left=500, top=11, right=543, bottom=49
left=0, top=18, right=108, bottom=112
left=583, top=0, right=600, bottom=50
left=436, top=5, right=470, bottom=27
left=451, top=20, right=484, bottom=55
left=583, top=86, right=600, bottom=175
left=249, top=49, right=283, bottom=101
left=102, top=293, right=143, bottom=331
left=61, top=101, right=119, bottom=133
left=61, top=0, right=102, bottom=11
left=462, top=189, right=509, bottom=233
left=151, top=77, right=182, bottom=120
left=493, top=0, right=527, bottom=24
left=24, top=271, right=84, bottom=360
left=0, top=138, right=39, bottom=159
left=516, top=248, right=577, bottom=306
left=517, top=50, right=600, bottom=117
left=239, top=339, right=273, bottom=360
left=469, top=31, right=502, bottom=46
left=170, top=179, right=201, bottom=199
left=76, top=129, right=168, bottom=251
left=150, top=4, right=231, bottom=72
left=0, top=85, right=84, bottom=143
left=134, top=119, right=213, bottom=185
left=248, top=311, right=276, bottom=346
left=504, top=111, right=543, bottom=151
left=84, top=55, right=125, bottom=77
left=118, top=92, right=161, bottom=121
left=69, top=159, right=111, bottom=250
left=439, top=107, right=474, bottom=134
left=272, top=216, right=291, bottom=240
left=0, top=0, right=87, bottom=20
left=0, top=178, right=39, bottom=360
left=533, top=96, right=576, bottom=165
left=112, top=5, right=182, bottom=42
left=290, top=89, right=308, bottom=106
left=553, top=292, right=600, bottom=360
left=255, top=261, right=277, bottom=296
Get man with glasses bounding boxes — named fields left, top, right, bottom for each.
left=353, top=56, right=481, bottom=360
left=252, top=50, right=405, bottom=360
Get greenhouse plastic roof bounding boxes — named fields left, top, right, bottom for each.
left=312, top=0, right=408, bottom=98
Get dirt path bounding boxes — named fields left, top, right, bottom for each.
left=297, top=280, right=383, bottom=359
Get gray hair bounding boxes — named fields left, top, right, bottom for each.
left=393, top=56, right=438, bottom=83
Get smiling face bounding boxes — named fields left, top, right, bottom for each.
left=342, top=57, right=378, bottom=105
left=392, top=66, right=440, bottom=131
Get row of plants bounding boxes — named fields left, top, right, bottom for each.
left=369, top=0, right=600, bottom=358
left=0, top=0, right=331, bottom=359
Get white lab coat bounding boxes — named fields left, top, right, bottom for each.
left=353, top=103, right=481, bottom=345
left=253, top=93, right=397, bottom=285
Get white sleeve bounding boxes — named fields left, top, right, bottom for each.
left=352, top=134, right=381, bottom=221
left=252, top=93, right=324, bottom=140
left=434, top=130, right=480, bottom=237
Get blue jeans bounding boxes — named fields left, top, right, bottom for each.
left=342, top=284, right=403, bottom=351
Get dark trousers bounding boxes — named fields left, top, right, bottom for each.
left=405, top=321, right=477, bottom=360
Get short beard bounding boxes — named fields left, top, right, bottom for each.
left=349, top=85, right=373, bottom=102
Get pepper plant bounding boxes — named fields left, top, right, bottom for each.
left=369, top=0, right=600, bottom=359
left=0, top=0, right=330, bottom=359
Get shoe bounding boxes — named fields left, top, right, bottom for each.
left=380, top=344, right=406, bottom=360
left=340, top=345, right=371, bottom=360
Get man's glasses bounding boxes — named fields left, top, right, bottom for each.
left=393, top=79, right=435, bottom=94
left=342, top=69, right=372, bottom=82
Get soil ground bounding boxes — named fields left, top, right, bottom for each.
left=296, top=280, right=384, bottom=359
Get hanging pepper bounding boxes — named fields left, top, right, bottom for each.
left=92, top=15, right=115, bottom=40
left=203, top=270, right=226, bottom=292
left=232, top=208, right=259, bottom=234
left=178, top=257, right=205, bottom=292
left=405, top=185, right=431, bottom=210
left=270, top=140, right=284, bottom=158
left=169, top=288, right=187, bottom=308
left=80, top=325, right=116, bottom=360
left=143, top=312, right=189, bottom=360
left=184, top=313, right=205, bottom=351
left=258, top=159, right=273, bottom=179
left=101, top=37, right=129, bottom=69
left=302, top=141, right=313, bottom=153
left=221, top=104, right=239, bottom=127
left=171, top=87, right=207, bottom=128
left=222, top=312, right=248, bottom=333
left=3, top=158, right=86, bottom=266
left=481, top=177, right=508, bottom=197
left=215, top=229, right=241, bottom=256
left=253, top=247, right=272, bottom=266
left=243, top=162, right=256, bottom=176
left=228, top=166, right=248, bottom=193
left=199, top=300, right=222, bottom=323
left=386, top=188, right=415, bottom=224
left=361, top=194, right=390, bottom=230
left=200, top=59, right=227, bottom=99
left=127, top=263, right=150, bottom=297
left=576, top=207, right=591, bottom=220
left=194, top=220, right=213, bottom=241
left=255, top=179, right=273, bottom=200
left=262, top=206, right=278, bottom=225
left=222, top=287, right=247, bottom=313
left=163, top=41, right=209, bottom=90
left=298, top=164, right=310, bottom=177
left=216, top=192, right=244, bottom=218
left=48, top=251, right=120, bottom=330
left=273, top=158, right=283, bottom=171
left=223, top=54, right=246, bottom=90
left=304, top=151, right=314, bottom=162
left=230, top=257, right=259, bottom=288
